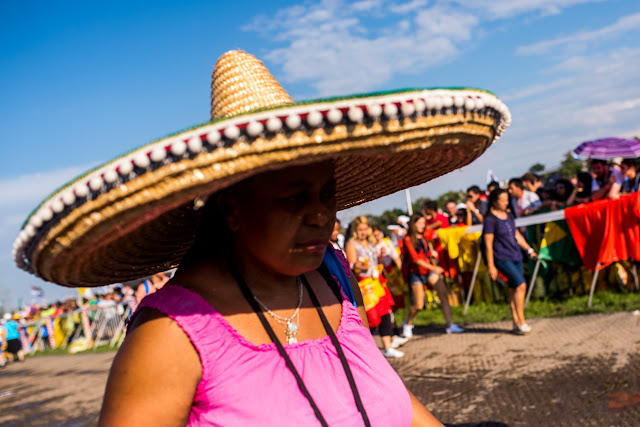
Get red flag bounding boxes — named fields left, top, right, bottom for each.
left=565, top=193, right=640, bottom=271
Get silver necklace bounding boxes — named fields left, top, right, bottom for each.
left=253, top=277, right=303, bottom=344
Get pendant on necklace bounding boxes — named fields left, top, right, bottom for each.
left=285, top=321, right=299, bottom=344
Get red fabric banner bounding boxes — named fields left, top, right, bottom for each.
left=564, top=193, right=640, bottom=271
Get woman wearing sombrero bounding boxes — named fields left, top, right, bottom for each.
left=14, top=50, right=510, bottom=426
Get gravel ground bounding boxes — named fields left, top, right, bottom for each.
left=1, top=311, right=638, bottom=426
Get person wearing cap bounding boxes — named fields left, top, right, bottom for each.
left=14, top=49, right=509, bottom=425
left=450, top=202, right=468, bottom=226
left=2, top=313, right=24, bottom=363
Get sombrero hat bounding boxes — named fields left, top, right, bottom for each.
left=13, top=50, right=511, bottom=287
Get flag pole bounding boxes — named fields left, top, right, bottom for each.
left=405, top=189, right=413, bottom=215
left=525, top=257, right=541, bottom=308
left=587, top=266, right=600, bottom=308
left=464, top=243, right=482, bottom=315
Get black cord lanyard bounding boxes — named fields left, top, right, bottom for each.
left=226, top=262, right=371, bottom=427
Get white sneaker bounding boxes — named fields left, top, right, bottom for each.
left=512, top=323, right=532, bottom=334
left=382, top=347, right=405, bottom=358
left=402, top=322, right=414, bottom=338
left=446, top=323, right=464, bottom=334
left=519, top=323, right=532, bottom=333
left=390, top=335, right=409, bottom=349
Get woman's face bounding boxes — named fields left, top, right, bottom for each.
left=356, top=223, right=370, bottom=241
left=555, top=183, right=566, bottom=196
left=230, top=162, right=337, bottom=276
left=494, top=192, right=509, bottom=211
left=373, top=229, right=383, bottom=242
left=415, top=217, right=426, bottom=234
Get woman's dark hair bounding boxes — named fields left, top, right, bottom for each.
left=488, top=188, right=508, bottom=209
left=407, top=213, right=424, bottom=250
left=178, top=194, right=233, bottom=271
left=423, top=200, right=438, bottom=213
left=576, top=172, right=592, bottom=197
left=554, top=179, right=574, bottom=202
left=487, top=181, right=500, bottom=193
left=621, top=159, right=637, bottom=170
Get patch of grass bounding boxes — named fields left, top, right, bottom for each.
left=24, top=343, right=117, bottom=358
left=395, top=291, right=640, bottom=327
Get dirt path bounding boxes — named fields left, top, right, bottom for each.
left=1, top=312, right=639, bottom=426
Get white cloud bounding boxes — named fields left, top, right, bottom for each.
left=0, top=165, right=90, bottom=209
left=501, top=78, right=574, bottom=102
left=517, top=12, right=640, bottom=55
left=0, top=164, right=97, bottom=308
left=246, top=0, right=478, bottom=95
left=351, top=0, right=384, bottom=12
left=390, top=0, right=429, bottom=14
left=0, top=164, right=93, bottom=246
left=243, top=0, right=607, bottom=97
left=414, top=6, right=478, bottom=41
left=501, top=46, right=640, bottom=172
left=456, top=0, right=604, bottom=19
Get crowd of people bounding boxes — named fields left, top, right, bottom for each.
left=329, top=157, right=640, bottom=352
left=0, top=272, right=171, bottom=366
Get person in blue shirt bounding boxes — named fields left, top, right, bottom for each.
left=483, top=189, right=538, bottom=335
left=2, top=313, right=25, bottom=362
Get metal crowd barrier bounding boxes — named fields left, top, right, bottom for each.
left=17, top=303, right=132, bottom=355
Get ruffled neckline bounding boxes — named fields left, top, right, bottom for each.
left=163, top=284, right=357, bottom=352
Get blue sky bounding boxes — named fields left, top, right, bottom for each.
left=1, top=0, right=639, bottom=307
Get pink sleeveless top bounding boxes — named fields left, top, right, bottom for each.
left=134, top=283, right=413, bottom=426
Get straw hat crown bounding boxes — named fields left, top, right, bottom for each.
left=210, top=50, right=294, bottom=119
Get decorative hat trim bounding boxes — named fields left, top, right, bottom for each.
left=13, top=87, right=510, bottom=274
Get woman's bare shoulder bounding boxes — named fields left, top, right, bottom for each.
left=100, top=307, right=202, bottom=426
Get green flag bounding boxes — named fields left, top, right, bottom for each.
left=538, top=220, right=582, bottom=271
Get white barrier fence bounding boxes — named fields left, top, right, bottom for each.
left=17, top=304, right=132, bottom=355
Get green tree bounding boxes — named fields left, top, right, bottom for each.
left=529, top=163, right=545, bottom=174
left=367, top=208, right=407, bottom=231
left=557, top=151, right=585, bottom=179
left=436, top=190, right=464, bottom=208
left=412, top=197, right=426, bottom=216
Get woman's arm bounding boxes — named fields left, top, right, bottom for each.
left=424, top=220, right=442, bottom=230
left=387, top=241, right=402, bottom=269
left=515, top=230, right=537, bottom=260
left=408, top=388, right=444, bottom=426
left=349, top=273, right=369, bottom=328
left=345, top=240, right=364, bottom=272
left=484, top=233, right=498, bottom=281
left=99, top=309, right=201, bottom=426
left=404, top=236, right=441, bottom=273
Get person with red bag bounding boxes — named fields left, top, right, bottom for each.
left=346, top=216, right=406, bottom=358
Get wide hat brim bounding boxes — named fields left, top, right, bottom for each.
left=14, top=88, right=510, bottom=287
